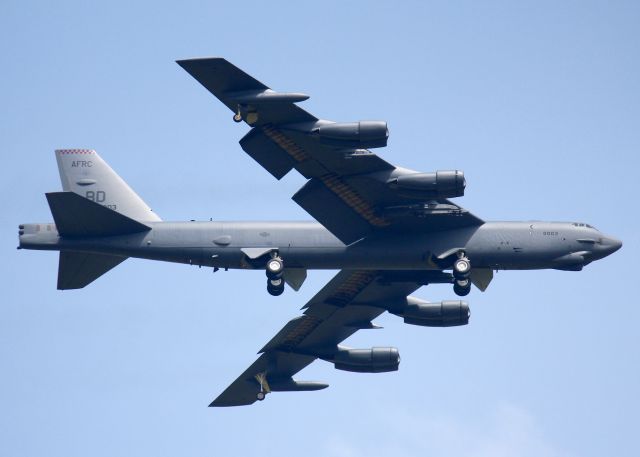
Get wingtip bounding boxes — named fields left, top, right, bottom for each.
left=208, top=399, right=253, bottom=408
left=208, top=398, right=225, bottom=407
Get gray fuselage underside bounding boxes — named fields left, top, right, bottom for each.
left=20, top=220, right=612, bottom=271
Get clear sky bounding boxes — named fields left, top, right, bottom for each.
left=1, top=1, right=639, bottom=456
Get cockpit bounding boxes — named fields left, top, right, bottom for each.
left=572, top=222, right=596, bottom=229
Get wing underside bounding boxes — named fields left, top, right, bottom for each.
left=177, top=58, right=478, bottom=406
left=211, top=270, right=427, bottom=407
left=178, top=58, right=484, bottom=245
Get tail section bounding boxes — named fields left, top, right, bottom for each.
left=55, top=149, right=161, bottom=222
left=52, top=148, right=157, bottom=289
left=46, top=192, right=151, bottom=289
left=46, top=191, right=151, bottom=237
left=22, top=150, right=160, bottom=290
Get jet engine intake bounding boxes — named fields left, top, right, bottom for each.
left=313, top=121, right=388, bottom=149
left=334, top=347, right=400, bottom=373
left=402, top=299, right=469, bottom=327
left=388, top=170, right=465, bottom=198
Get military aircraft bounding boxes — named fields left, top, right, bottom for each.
left=18, top=58, right=621, bottom=406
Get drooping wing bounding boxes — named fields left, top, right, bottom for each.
left=178, top=58, right=483, bottom=244
left=210, top=270, right=426, bottom=407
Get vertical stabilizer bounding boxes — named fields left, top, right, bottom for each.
left=55, top=149, right=161, bottom=222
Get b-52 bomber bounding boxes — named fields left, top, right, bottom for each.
left=18, top=58, right=622, bottom=406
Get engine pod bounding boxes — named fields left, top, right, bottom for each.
left=313, top=121, right=389, bottom=149
left=334, top=347, right=400, bottom=373
left=403, top=300, right=470, bottom=327
left=389, top=170, right=466, bottom=199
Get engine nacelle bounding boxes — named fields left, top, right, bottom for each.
left=313, top=121, right=389, bottom=149
left=402, top=299, right=469, bottom=327
left=388, top=170, right=465, bottom=198
left=334, top=347, right=400, bottom=373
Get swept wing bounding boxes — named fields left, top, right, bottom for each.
left=178, top=58, right=483, bottom=244
left=211, top=269, right=460, bottom=406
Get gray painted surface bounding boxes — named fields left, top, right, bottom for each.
left=18, top=59, right=622, bottom=406
left=19, top=218, right=621, bottom=273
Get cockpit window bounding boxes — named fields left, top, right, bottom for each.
left=572, top=222, right=596, bottom=229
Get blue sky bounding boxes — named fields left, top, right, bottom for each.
left=1, top=1, right=639, bottom=456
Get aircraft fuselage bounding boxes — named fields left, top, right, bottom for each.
left=19, top=220, right=621, bottom=272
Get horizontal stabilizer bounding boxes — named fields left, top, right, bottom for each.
left=58, top=251, right=127, bottom=290
left=46, top=192, right=151, bottom=237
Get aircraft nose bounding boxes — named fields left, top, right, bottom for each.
left=596, top=235, right=622, bottom=258
left=605, top=236, right=623, bottom=254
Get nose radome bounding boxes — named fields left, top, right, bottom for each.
left=607, top=236, right=622, bottom=254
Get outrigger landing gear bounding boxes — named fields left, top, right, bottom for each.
left=233, top=105, right=243, bottom=123
left=266, top=253, right=285, bottom=296
left=255, top=372, right=270, bottom=401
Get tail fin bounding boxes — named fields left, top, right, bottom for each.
left=55, top=149, right=161, bottom=222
